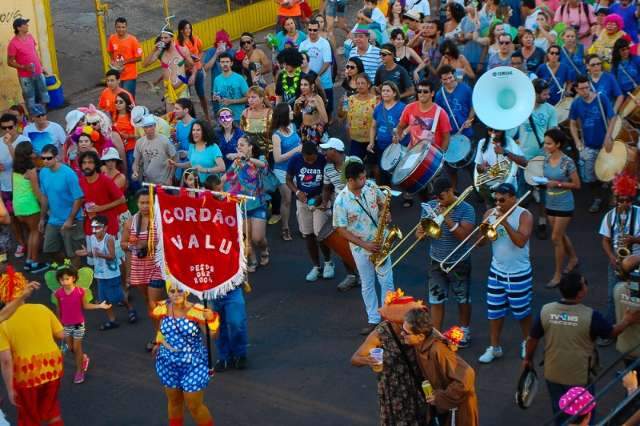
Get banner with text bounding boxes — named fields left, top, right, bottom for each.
left=153, top=188, right=245, bottom=299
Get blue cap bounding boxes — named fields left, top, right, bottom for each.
left=491, top=182, right=516, bottom=195
left=29, top=104, right=46, bottom=117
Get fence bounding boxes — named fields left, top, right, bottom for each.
left=96, top=0, right=321, bottom=76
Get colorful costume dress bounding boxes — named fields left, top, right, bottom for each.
left=153, top=301, right=219, bottom=392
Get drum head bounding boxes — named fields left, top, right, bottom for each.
left=381, top=144, right=406, bottom=172
left=444, top=134, right=472, bottom=164
left=620, top=90, right=640, bottom=120
left=611, top=115, right=623, bottom=141
left=524, top=156, right=545, bottom=186
left=392, top=144, right=432, bottom=184
left=555, top=97, right=573, bottom=124
left=515, top=367, right=539, bottom=409
left=595, top=141, right=629, bottom=182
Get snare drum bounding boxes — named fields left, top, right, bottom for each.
left=380, top=143, right=407, bottom=172
left=620, top=87, right=640, bottom=126
left=611, top=115, right=640, bottom=145
left=524, top=156, right=545, bottom=186
left=317, top=220, right=356, bottom=271
left=444, top=134, right=474, bottom=168
left=555, top=96, right=573, bottom=126
left=392, top=142, right=444, bottom=194
left=595, top=140, right=638, bottom=182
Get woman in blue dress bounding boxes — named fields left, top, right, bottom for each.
left=611, top=38, right=640, bottom=95
left=153, top=282, right=219, bottom=426
left=536, top=45, right=574, bottom=106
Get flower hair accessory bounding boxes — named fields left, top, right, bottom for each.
left=73, top=125, right=100, bottom=143
left=384, top=288, right=415, bottom=305
left=0, top=265, right=28, bottom=303
left=613, top=173, right=637, bottom=198
left=442, top=326, right=465, bottom=352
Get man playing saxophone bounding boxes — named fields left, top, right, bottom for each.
left=334, top=161, right=395, bottom=335
left=416, top=178, right=475, bottom=347
left=599, top=173, right=640, bottom=345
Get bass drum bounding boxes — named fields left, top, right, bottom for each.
left=555, top=96, right=573, bottom=126
left=317, top=220, right=356, bottom=272
left=620, top=87, right=640, bottom=126
left=392, top=142, right=444, bottom=194
left=524, top=156, right=545, bottom=186
left=611, top=114, right=640, bottom=145
left=444, top=134, right=474, bottom=168
left=595, top=140, right=638, bottom=182
left=380, top=143, right=407, bottom=172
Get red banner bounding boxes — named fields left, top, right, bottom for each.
left=153, top=188, right=245, bottom=298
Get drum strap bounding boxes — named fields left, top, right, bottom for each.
left=619, top=64, right=639, bottom=91
left=545, top=64, right=564, bottom=96
left=561, top=46, right=582, bottom=76
left=528, top=114, right=544, bottom=148
left=440, top=87, right=461, bottom=131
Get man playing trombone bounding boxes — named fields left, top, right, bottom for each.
left=477, top=183, right=534, bottom=364
left=416, top=178, right=475, bottom=347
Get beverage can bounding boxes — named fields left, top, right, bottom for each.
left=342, top=96, right=349, bottom=111
left=421, top=380, right=433, bottom=397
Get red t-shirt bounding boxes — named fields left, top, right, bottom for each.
left=399, top=102, right=452, bottom=149
left=79, top=173, right=125, bottom=236
left=107, top=34, right=142, bottom=81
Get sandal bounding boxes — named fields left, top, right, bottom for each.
left=563, top=260, right=580, bottom=274
left=128, top=310, right=138, bottom=324
left=281, top=229, right=293, bottom=241
left=145, top=341, right=156, bottom=352
left=247, top=260, right=258, bottom=273
left=99, top=321, right=120, bottom=331
left=259, top=251, right=270, bottom=267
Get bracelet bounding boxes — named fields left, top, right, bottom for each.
left=449, top=222, right=460, bottom=232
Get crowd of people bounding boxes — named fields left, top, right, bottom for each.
left=1, top=0, right=640, bottom=424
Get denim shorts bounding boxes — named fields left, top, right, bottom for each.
left=247, top=206, right=268, bottom=220
left=98, top=276, right=125, bottom=304
left=325, top=0, right=346, bottom=16
left=19, top=74, right=49, bottom=107
left=149, top=279, right=165, bottom=289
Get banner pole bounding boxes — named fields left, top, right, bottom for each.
left=142, top=182, right=255, bottom=200
left=203, top=298, right=214, bottom=373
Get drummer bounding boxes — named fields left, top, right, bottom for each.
left=586, top=54, right=624, bottom=113
left=434, top=65, right=475, bottom=191
left=569, top=75, right=615, bottom=214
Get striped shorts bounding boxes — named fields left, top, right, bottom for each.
left=487, top=267, right=533, bottom=320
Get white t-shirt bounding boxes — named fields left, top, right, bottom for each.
left=474, top=136, right=523, bottom=190
left=599, top=206, right=640, bottom=256
left=0, top=136, right=28, bottom=192
left=405, top=0, right=431, bottom=18
left=299, top=37, right=333, bottom=90
left=22, top=121, right=66, bottom=156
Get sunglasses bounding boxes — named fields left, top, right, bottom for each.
left=218, top=115, right=233, bottom=121
left=34, top=114, right=46, bottom=118
left=0, top=125, right=14, bottom=130
left=345, top=64, right=356, bottom=69
left=548, top=51, right=560, bottom=55
left=41, top=156, right=54, bottom=161
left=499, top=41, right=511, bottom=45
left=380, top=52, right=391, bottom=57
left=87, top=121, right=100, bottom=126
left=589, top=62, right=602, bottom=66
left=168, top=288, right=185, bottom=294
left=307, top=28, right=318, bottom=32
left=240, top=39, right=253, bottom=45
left=417, top=89, right=431, bottom=94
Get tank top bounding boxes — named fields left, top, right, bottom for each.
left=12, top=172, right=40, bottom=216
left=89, top=234, right=120, bottom=280
left=273, top=125, right=301, bottom=171
left=490, top=206, right=531, bottom=273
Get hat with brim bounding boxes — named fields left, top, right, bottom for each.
left=515, top=366, right=539, bottom=409
left=100, top=147, right=121, bottom=162
left=65, top=110, right=85, bottom=134
left=131, top=106, right=151, bottom=127
left=491, top=182, right=516, bottom=196
left=353, top=24, right=371, bottom=35
left=140, top=115, right=156, bottom=128
left=319, top=137, right=345, bottom=152
left=12, top=18, right=29, bottom=31
left=403, top=10, right=422, bottom=21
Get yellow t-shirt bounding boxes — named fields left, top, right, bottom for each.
left=0, top=304, right=63, bottom=389
left=347, top=96, right=377, bottom=143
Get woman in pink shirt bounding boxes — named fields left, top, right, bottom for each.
left=554, top=0, right=596, bottom=48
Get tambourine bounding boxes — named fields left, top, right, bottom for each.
left=515, top=366, right=539, bottom=409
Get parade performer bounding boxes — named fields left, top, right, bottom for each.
left=0, top=267, right=65, bottom=425
left=402, top=307, right=479, bottom=426
left=152, top=282, right=219, bottom=426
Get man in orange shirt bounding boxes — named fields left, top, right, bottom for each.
left=276, top=0, right=303, bottom=32
left=107, top=17, right=142, bottom=97
left=98, top=69, right=134, bottom=118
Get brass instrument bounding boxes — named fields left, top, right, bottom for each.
left=440, top=191, right=531, bottom=273
left=374, top=185, right=476, bottom=270
left=615, top=211, right=632, bottom=277
left=369, top=186, right=403, bottom=266
left=474, top=158, right=512, bottom=189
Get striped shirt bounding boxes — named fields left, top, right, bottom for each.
left=323, top=163, right=343, bottom=192
left=348, top=44, right=381, bottom=82
left=421, top=200, right=475, bottom=263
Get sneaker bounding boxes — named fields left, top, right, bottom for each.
left=588, top=198, right=603, bottom=213
left=322, top=261, right=335, bottom=279
left=596, top=337, right=614, bottom=347
left=213, top=360, right=228, bottom=373
left=306, top=266, right=321, bottom=282
left=337, top=274, right=359, bottom=292
left=478, top=346, right=503, bottom=363
left=458, top=327, right=471, bottom=348
left=233, top=356, right=247, bottom=370
left=267, top=214, right=281, bottom=225
left=29, top=262, right=50, bottom=274
left=535, top=223, right=547, bottom=240
left=23, top=262, right=32, bottom=272
left=14, top=245, right=25, bottom=258
left=73, top=371, right=85, bottom=384
left=520, top=340, right=527, bottom=360
left=82, top=354, right=90, bottom=372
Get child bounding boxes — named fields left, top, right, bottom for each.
left=76, top=215, right=137, bottom=330
left=54, top=265, right=111, bottom=384
left=204, top=174, right=223, bottom=192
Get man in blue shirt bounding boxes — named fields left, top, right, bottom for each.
left=286, top=142, right=334, bottom=282
left=173, top=98, right=195, bottom=181
left=212, top=52, right=249, bottom=122
left=569, top=75, right=615, bottom=213
left=38, top=144, right=85, bottom=268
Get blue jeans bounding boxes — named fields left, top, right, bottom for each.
left=20, top=74, right=49, bottom=112
left=125, top=150, right=141, bottom=195
left=352, top=249, right=394, bottom=324
left=121, top=79, right=137, bottom=98
left=211, top=287, right=248, bottom=361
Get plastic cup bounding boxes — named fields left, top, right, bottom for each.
left=369, top=348, right=384, bottom=372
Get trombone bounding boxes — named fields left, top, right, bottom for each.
left=374, top=185, right=476, bottom=271
left=439, top=190, right=531, bottom=273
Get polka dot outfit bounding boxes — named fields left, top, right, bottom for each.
left=155, top=316, right=210, bottom=392
left=559, top=386, right=595, bottom=416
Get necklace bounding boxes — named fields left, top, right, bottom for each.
left=282, top=67, right=301, bottom=97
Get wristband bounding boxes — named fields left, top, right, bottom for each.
left=449, top=222, right=460, bottom=232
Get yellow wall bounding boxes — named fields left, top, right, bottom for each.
left=0, top=0, right=58, bottom=109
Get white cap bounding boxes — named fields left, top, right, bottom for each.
left=131, top=105, right=151, bottom=127
left=140, top=115, right=156, bottom=128
left=319, top=137, right=345, bottom=152
left=65, top=109, right=85, bottom=134
left=100, top=147, right=121, bottom=162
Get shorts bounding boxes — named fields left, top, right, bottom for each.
left=63, top=323, right=86, bottom=340
left=1, top=191, right=13, bottom=216
left=19, top=74, right=49, bottom=108
left=43, top=220, right=85, bottom=258
left=15, top=378, right=61, bottom=424
left=580, top=147, right=599, bottom=183
left=98, top=276, right=125, bottom=304
left=149, top=279, right=166, bottom=289
left=247, top=206, right=268, bottom=220
left=273, top=169, right=287, bottom=185
left=428, top=258, right=471, bottom=304
left=325, top=0, right=346, bottom=17
left=296, top=200, right=328, bottom=236
left=545, top=209, right=573, bottom=217
left=487, top=266, right=533, bottom=320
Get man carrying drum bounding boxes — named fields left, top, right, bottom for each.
left=569, top=75, right=616, bottom=213
left=434, top=65, right=475, bottom=192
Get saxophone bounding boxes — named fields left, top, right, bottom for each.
left=616, top=211, right=632, bottom=277
left=369, top=186, right=403, bottom=265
